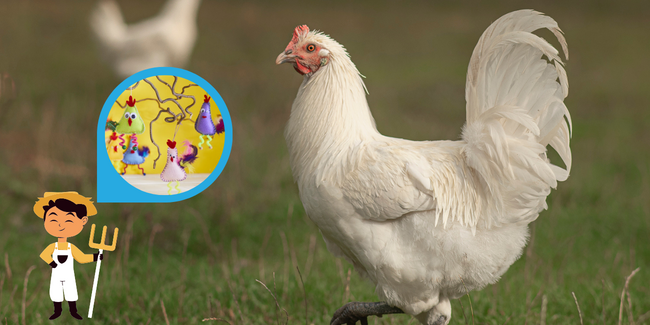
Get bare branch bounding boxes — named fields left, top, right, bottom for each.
left=157, top=75, right=197, bottom=120
left=181, top=83, right=198, bottom=94
left=126, top=81, right=140, bottom=91
left=149, top=107, right=178, bottom=169
left=144, top=78, right=184, bottom=112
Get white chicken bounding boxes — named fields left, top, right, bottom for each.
left=89, top=0, right=201, bottom=79
left=276, top=10, right=571, bottom=325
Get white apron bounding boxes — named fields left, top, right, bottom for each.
left=49, top=243, right=78, bottom=302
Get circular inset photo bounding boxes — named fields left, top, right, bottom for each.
left=102, top=73, right=227, bottom=196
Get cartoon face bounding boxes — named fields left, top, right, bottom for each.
left=200, top=104, right=211, bottom=119
left=116, top=105, right=146, bottom=134
left=43, top=207, right=88, bottom=238
left=167, top=147, right=178, bottom=163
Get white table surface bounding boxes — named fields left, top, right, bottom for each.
left=120, top=173, right=211, bottom=195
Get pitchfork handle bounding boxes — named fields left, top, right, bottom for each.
left=88, top=248, right=103, bottom=318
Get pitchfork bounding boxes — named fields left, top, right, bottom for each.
left=88, top=224, right=119, bottom=318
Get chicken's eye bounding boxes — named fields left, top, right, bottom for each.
left=306, top=44, right=316, bottom=52
left=201, top=108, right=205, bottom=113
left=124, top=113, right=130, bottom=118
left=130, top=113, right=137, bottom=119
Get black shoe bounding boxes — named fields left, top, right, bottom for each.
left=68, top=301, right=83, bottom=320
left=49, top=302, right=63, bottom=320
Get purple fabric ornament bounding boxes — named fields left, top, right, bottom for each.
left=195, top=95, right=217, bottom=136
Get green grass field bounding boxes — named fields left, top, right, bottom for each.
left=1, top=0, right=649, bottom=324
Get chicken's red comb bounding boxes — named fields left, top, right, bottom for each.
left=292, top=25, right=309, bottom=43
left=204, top=94, right=211, bottom=103
left=167, top=139, right=176, bottom=149
left=126, top=96, right=136, bottom=107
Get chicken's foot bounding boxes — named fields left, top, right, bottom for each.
left=330, top=301, right=403, bottom=325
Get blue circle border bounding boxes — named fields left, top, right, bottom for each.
left=96, top=67, right=233, bottom=203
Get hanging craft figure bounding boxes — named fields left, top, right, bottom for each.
left=195, top=95, right=224, bottom=149
left=115, top=95, right=146, bottom=148
left=121, top=134, right=150, bottom=175
left=160, top=139, right=198, bottom=194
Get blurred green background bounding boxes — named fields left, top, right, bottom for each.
left=0, top=0, right=649, bottom=324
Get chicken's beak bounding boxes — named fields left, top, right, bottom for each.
left=128, top=117, right=132, bottom=126
left=276, top=51, right=295, bottom=65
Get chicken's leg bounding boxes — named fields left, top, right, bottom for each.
left=330, top=301, right=403, bottom=325
left=198, top=135, right=205, bottom=149
left=206, top=135, right=213, bottom=149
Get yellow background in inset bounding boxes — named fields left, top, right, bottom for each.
left=105, top=76, right=225, bottom=174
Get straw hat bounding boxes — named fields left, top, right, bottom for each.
left=33, top=192, right=97, bottom=219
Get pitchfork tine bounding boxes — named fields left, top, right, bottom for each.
left=107, top=228, right=118, bottom=250
left=100, top=226, right=107, bottom=246
left=89, top=224, right=119, bottom=251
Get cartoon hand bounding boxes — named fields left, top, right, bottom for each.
left=93, top=253, right=104, bottom=262
left=49, top=261, right=57, bottom=268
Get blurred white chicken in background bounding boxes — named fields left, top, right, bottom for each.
left=276, top=10, right=571, bottom=325
left=90, top=0, right=201, bottom=79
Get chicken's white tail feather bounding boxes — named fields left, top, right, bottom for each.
left=462, top=10, right=571, bottom=228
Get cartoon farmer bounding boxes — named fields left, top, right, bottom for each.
left=35, top=192, right=104, bottom=320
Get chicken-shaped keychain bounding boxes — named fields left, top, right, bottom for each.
left=121, top=135, right=149, bottom=175
left=194, top=95, right=224, bottom=149
left=160, top=140, right=198, bottom=194
left=115, top=96, right=146, bottom=148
